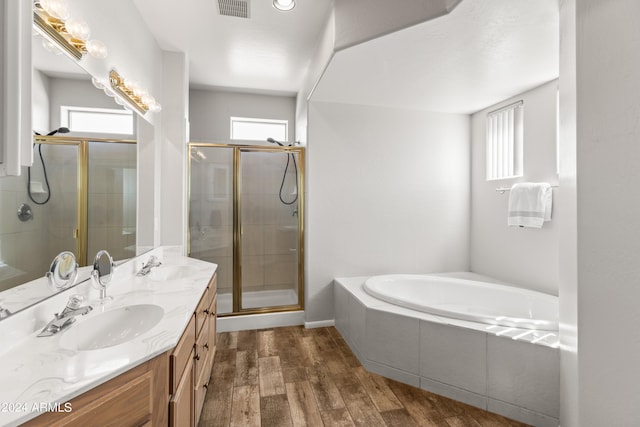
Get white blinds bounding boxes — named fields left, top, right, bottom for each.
left=486, top=101, right=523, bottom=180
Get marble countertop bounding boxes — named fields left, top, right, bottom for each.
left=0, top=247, right=217, bottom=427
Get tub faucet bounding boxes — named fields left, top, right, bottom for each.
left=137, top=255, right=161, bottom=276
left=38, top=295, right=92, bottom=337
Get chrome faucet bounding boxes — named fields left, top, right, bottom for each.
left=38, top=295, right=92, bottom=337
left=137, top=255, right=161, bottom=276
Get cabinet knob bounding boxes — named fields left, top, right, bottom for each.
left=204, top=344, right=209, bottom=350
left=194, top=354, right=200, bottom=361
left=204, top=309, right=209, bottom=315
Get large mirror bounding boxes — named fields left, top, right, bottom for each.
left=0, top=11, right=148, bottom=319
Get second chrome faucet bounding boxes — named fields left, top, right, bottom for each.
left=137, top=255, right=161, bottom=276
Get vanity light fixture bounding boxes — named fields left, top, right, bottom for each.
left=108, top=70, right=162, bottom=115
left=273, top=0, right=295, bottom=11
left=33, top=0, right=108, bottom=61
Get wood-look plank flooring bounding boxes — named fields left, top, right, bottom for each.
left=199, top=326, right=530, bottom=427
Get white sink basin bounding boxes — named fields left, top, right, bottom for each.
left=147, top=265, right=198, bottom=281
left=60, top=304, right=164, bottom=351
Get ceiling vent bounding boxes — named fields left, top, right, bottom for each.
left=218, top=0, right=250, bottom=18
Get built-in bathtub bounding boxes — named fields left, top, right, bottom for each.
left=364, top=274, right=559, bottom=331
left=334, top=273, right=559, bottom=427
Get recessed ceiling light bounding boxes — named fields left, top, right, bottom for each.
left=273, top=0, right=295, bottom=11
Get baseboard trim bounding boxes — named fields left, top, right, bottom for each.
left=218, top=311, right=305, bottom=332
left=304, top=319, right=335, bottom=329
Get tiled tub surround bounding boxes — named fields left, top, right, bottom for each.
left=0, top=246, right=217, bottom=427
left=334, top=274, right=560, bottom=427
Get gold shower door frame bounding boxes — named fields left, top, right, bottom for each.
left=33, top=135, right=136, bottom=266
left=188, top=142, right=305, bottom=317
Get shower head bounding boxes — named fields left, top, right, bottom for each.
left=267, top=137, right=284, bottom=146
left=47, top=127, right=70, bottom=136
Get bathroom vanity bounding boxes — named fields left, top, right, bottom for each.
left=0, top=247, right=217, bottom=427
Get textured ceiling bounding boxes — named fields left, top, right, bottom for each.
left=312, top=0, right=559, bottom=114
left=132, top=0, right=333, bottom=95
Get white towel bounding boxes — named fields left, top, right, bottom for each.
left=507, top=183, right=552, bottom=228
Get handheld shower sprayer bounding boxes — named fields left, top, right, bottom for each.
left=47, top=127, right=70, bottom=136
left=33, top=127, right=70, bottom=136
left=266, top=137, right=299, bottom=206
left=28, top=127, right=71, bottom=205
left=267, top=137, right=285, bottom=146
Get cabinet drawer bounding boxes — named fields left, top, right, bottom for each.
left=195, top=287, right=209, bottom=336
left=170, top=349, right=194, bottom=427
left=194, top=357, right=210, bottom=427
left=170, top=315, right=195, bottom=394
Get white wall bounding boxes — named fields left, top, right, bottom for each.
left=571, top=1, right=640, bottom=425
left=47, top=77, right=128, bottom=134
left=32, top=70, right=50, bottom=135
left=306, top=101, right=470, bottom=322
left=296, top=8, right=335, bottom=144
left=160, top=52, right=189, bottom=248
left=470, top=80, right=559, bottom=295
left=190, top=89, right=296, bottom=144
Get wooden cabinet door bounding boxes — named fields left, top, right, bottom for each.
left=24, top=353, right=169, bottom=427
left=170, top=315, right=196, bottom=394
left=170, top=349, right=194, bottom=427
left=206, top=294, right=217, bottom=379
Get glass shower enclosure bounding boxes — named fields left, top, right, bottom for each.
left=188, top=143, right=304, bottom=316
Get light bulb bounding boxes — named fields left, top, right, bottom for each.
left=86, top=39, right=108, bottom=59
left=141, top=94, right=155, bottom=106
left=103, top=87, right=115, bottom=97
left=45, top=0, right=70, bottom=20
left=126, top=80, right=140, bottom=94
left=133, top=86, right=147, bottom=98
left=65, top=18, right=90, bottom=41
left=42, top=38, right=63, bottom=55
left=149, top=101, right=162, bottom=113
left=273, top=0, right=295, bottom=11
left=91, top=77, right=105, bottom=90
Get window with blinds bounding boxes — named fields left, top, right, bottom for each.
left=486, top=101, right=523, bottom=180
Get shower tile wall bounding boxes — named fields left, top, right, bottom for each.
left=240, top=151, right=298, bottom=295
left=87, top=142, right=137, bottom=261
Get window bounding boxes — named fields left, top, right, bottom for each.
left=61, top=106, right=134, bottom=135
left=230, top=117, right=288, bottom=142
left=485, top=101, right=523, bottom=180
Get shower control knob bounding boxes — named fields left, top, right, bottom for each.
left=17, top=203, right=33, bottom=222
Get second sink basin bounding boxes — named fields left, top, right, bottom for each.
left=60, top=304, right=164, bottom=351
